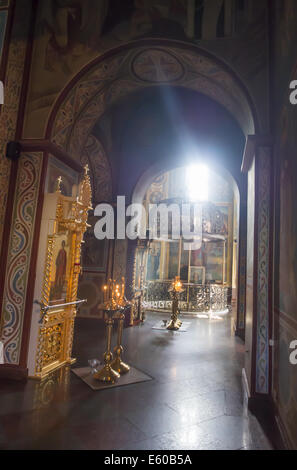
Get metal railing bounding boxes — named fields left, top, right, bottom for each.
left=144, top=280, right=229, bottom=313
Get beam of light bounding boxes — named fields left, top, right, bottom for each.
left=186, top=164, right=209, bottom=201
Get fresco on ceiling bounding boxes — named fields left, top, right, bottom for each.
left=24, top=0, right=267, bottom=139
left=24, top=0, right=188, bottom=138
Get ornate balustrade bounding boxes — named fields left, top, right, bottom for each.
left=144, top=280, right=229, bottom=314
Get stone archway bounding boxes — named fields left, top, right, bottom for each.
left=44, top=39, right=271, bottom=401
left=44, top=37, right=258, bottom=328
left=46, top=39, right=259, bottom=159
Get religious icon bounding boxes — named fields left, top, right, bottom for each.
left=55, top=240, right=67, bottom=291
left=50, top=238, right=68, bottom=302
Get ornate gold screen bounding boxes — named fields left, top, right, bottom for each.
left=34, top=168, right=92, bottom=380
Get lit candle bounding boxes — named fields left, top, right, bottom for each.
left=104, top=285, right=107, bottom=303
left=121, top=277, right=125, bottom=298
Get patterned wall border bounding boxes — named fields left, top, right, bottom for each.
left=238, top=233, right=247, bottom=330
left=0, top=152, right=42, bottom=364
left=256, top=147, right=271, bottom=394
left=0, top=0, right=31, bottom=247
left=47, top=42, right=257, bottom=161
left=0, top=37, right=28, bottom=249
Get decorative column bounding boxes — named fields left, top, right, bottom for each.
left=242, top=135, right=273, bottom=399
left=0, top=1, right=37, bottom=380
left=236, top=199, right=247, bottom=339
left=0, top=152, right=43, bottom=374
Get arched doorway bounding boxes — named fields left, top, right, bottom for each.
left=112, top=85, right=247, bottom=336
left=43, top=40, right=258, bottom=321
left=41, top=41, right=258, bottom=340
left=23, top=39, right=267, bottom=399
left=132, top=163, right=240, bottom=327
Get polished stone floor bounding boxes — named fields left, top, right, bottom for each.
left=0, top=313, right=273, bottom=450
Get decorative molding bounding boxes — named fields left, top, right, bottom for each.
left=0, top=152, right=42, bottom=364
left=0, top=37, right=28, bottom=248
left=255, top=147, right=271, bottom=395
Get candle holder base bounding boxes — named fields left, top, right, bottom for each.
left=111, top=356, right=130, bottom=375
left=93, top=364, right=120, bottom=384
left=167, top=319, right=182, bottom=331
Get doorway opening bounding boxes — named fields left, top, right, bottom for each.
left=134, top=162, right=240, bottom=325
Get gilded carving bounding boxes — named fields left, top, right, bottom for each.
left=34, top=167, right=92, bottom=379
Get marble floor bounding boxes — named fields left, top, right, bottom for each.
left=0, top=313, right=273, bottom=450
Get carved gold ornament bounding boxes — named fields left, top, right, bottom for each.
left=34, top=169, right=92, bottom=379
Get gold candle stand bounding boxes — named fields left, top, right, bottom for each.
left=94, top=279, right=130, bottom=383
left=93, top=305, right=120, bottom=384
left=111, top=308, right=130, bottom=375
left=167, top=277, right=184, bottom=331
left=111, top=278, right=131, bottom=374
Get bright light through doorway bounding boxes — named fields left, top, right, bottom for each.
left=186, top=164, right=209, bottom=201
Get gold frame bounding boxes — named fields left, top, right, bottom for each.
left=34, top=168, right=92, bottom=380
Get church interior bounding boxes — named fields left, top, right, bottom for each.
left=0, top=0, right=297, bottom=452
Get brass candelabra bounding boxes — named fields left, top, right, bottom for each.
left=167, top=277, right=184, bottom=331
left=111, top=279, right=130, bottom=375
left=93, top=279, right=130, bottom=384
